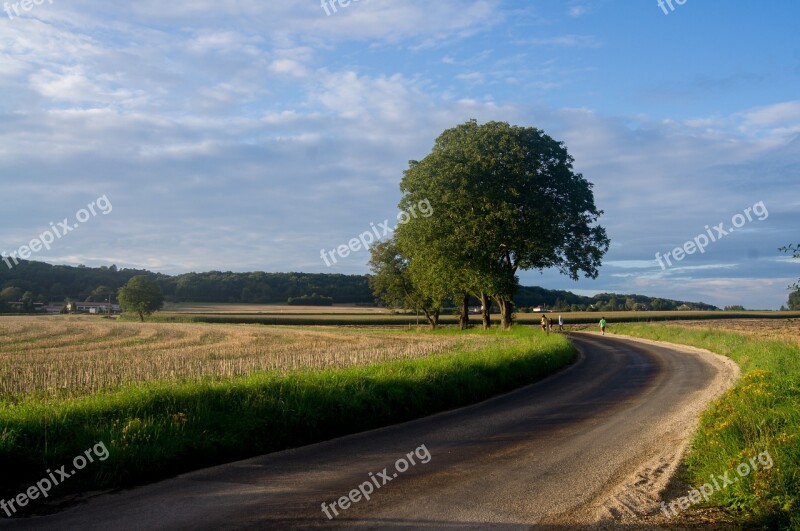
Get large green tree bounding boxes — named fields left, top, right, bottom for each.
left=118, top=275, right=164, bottom=322
left=395, top=120, right=609, bottom=329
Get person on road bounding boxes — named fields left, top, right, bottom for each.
left=548, top=317, right=553, bottom=334
left=599, top=317, right=607, bottom=335
left=541, top=314, right=549, bottom=336
left=558, top=314, right=564, bottom=332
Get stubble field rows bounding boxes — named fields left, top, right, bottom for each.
left=0, top=316, right=495, bottom=401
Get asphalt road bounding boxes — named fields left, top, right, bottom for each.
left=2, top=333, right=737, bottom=530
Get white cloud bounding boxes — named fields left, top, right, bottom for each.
left=568, top=6, right=588, bottom=17
left=0, top=0, right=797, bottom=310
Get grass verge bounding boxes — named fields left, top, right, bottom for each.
left=0, top=327, right=574, bottom=515
left=610, top=324, right=799, bottom=529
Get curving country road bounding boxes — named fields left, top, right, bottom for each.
left=3, top=333, right=738, bottom=530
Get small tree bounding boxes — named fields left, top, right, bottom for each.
left=118, top=276, right=164, bottom=322
left=368, top=239, right=443, bottom=329
left=780, top=245, right=800, bottom=310
left=0, top=287, right=22, bottom=302
left=788, top=290, right=800, bottom=311
left=86, top=285, right=113, bottom=302
left=21, top=291, right=34, bottom=312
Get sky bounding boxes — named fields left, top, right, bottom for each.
left=0, top=0, right=798, bottom=309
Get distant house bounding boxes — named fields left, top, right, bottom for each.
left=67, top=302, right=121, bottom=314
left=532, top=306, right=547, bottom=312
left=43, top=304, right=64, bottom=314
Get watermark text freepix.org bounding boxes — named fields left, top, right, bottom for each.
left=655, top=201, right=768, bottom=270
left=320, top=199, right=432, bottom=267
left=321, top=444, right=431, bottom=520
left=1, top=194, right=113, bottom=270
left=658, top=0, right=687, bottom=15
left=1, top=441, right=110, bottom=517
left=3, top=0, right=53, bottom=21
left=320, top=0, right=359, bottom=16
left=661, top=450, right=773, bottom=518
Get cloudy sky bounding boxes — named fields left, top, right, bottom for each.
left=1, top=1, right=798, bottom=308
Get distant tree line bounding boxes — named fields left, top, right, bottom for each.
left=513, top=287, right=719, bottom=312
left=0, top=259, right=723, bottom=315
left=0, top=260, right=373, bottom=310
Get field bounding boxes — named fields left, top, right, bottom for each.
left=661, top=317, right=800, bottom=346
left=3, top=314, right=798, bottom=525
left=162, top=302, right=391, bottom=314
left=142, top=305, right=800, bottom=327
left=0, top=315, right=575, bottom=509
left=0, top=316, right=491, bottom=400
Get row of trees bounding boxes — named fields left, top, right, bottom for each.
left=0, top=261, right=373, bottom=305
left=369, top=120, right=610, bottom=330
left=513, top=287, right=718, bottom=312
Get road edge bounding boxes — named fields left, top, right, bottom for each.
left=575, top=332, right=741, bottom=529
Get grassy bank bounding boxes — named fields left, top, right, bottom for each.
left=0, top=327, right=574, bottom=514
left=610, top=324, right=799, bottom=529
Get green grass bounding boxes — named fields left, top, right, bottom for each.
left=0, top=327, right=575, bottom=514
left=610, top=324, right=800, bottom=529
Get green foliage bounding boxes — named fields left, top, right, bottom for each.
left=0, top=259, right=717, bottom=313
left=0, top=328, right=575, bottom=511
left=118, top=276, right=164, bottom=322
left=611, top=324, right=800, bottom=528
left=0, top=260, right=373, bottom=305
left=780, top=244, right=800, bottom=290
left=0, top=287, right=22, bottom=302
left=85, top=285, right=114, bottom=302
left=393, top=119, right=610, bottom=328
left=788, top=290, right=800, bottom=311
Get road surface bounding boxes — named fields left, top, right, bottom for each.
left=2, top=333, right=738, bottom=530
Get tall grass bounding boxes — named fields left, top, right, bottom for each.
left=0, top=325, right=575, bottom=514
left=611, top=324, right=800, bottom=529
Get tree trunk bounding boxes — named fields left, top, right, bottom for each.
left=458, top=294, right=470, bottom=330
left=422, top=308, right=440, bottom=330
left=494, top=296, right=514, bottom=330
left=479, top=292, right=492, bottom=329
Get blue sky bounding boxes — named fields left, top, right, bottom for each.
left=0, top=0, right=798, bottom=308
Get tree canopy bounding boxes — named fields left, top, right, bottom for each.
left=118, top=276, right=164, bottom=322
left=373, top=119, right=610, bottom=329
